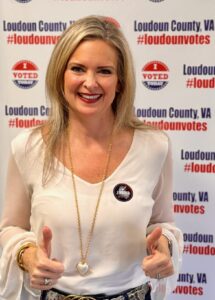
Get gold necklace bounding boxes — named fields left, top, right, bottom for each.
left=67, top=128, right=113, bottom=276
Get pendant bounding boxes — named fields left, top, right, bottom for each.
left=76, top=261, right=90, bottom=276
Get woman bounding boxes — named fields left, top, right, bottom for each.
left=0, top=16, right=183, bottom=300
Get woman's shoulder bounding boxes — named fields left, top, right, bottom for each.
left=135, top=127, right=169, bottom=145
left=134, top=127, right=170, bottom=159
left=11, top=127, right=42, bottom=155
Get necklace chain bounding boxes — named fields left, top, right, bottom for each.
left=67, top=128, right=113, bottom=275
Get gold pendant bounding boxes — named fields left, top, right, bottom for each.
left=76, top=261, right=90, bottom=276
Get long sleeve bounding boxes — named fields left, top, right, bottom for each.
left=0, top=152, right=39, bottom=300
left=0, top=153, right=31, bottom=237
left=147, top=136, right=183, bottom=300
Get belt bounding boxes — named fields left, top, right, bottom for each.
left=41, top=283, right=151, bottom=300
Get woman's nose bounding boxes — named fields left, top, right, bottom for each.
left=83, top=72, right=98, bottom=89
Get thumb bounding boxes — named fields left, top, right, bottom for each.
left=146, top=227, right=162, bottom=255
left=40, top=226, right=52, bottom=258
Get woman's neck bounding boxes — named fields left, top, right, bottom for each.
left=67, top=113, right=115, bottom=145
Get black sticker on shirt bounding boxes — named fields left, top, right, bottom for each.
left=113, top=183, right=133, bottom=202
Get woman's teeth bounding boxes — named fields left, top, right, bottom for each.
left=79, top=93, right=101, bottom=101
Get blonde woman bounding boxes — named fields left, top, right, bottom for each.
left=0, top=16, right=183, bottom=300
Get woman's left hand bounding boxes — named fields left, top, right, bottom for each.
left=142, top=227, right=174, bottom=280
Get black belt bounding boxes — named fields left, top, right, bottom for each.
left=41, top=283, right=151, bottom=300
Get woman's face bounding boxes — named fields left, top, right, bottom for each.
left=64, top=39, right=119, bottom=121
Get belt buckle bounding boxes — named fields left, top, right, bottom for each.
left=63, top=295, right=96, bottom=300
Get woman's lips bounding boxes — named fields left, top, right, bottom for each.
left=78, top=93, right=102, bottom=103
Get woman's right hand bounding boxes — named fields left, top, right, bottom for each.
left=22, top=226, right=64, bottom=290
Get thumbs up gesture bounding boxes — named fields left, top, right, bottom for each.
left=40, top=226, right=52, bottom=258
left=21, top=226, right=64, bottom=290
left=142, top=227, right=174, bottom=280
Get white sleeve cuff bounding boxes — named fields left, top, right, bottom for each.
left=0, top=230, right=41, bottom=300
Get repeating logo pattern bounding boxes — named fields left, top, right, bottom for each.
left=142, top=61, right=169, bottom=90
left=12, top=60, right=39, bottom=89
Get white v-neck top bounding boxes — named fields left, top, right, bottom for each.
left=0, top=128, right=183, bottom=300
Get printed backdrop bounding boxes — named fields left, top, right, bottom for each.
left=0, top=0, right=214, bottom=299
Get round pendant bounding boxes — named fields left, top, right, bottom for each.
left=76, top=261, right=89, bottom=276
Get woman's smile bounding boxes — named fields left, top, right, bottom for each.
left=77, top=92, right=103, bottom=104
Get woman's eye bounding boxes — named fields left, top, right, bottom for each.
left=99, top=69, right=112, bottom=75
left=71, top=66, right=84, bottom=73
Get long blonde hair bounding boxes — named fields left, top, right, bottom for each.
left=38, top=15, right=150, bottom=183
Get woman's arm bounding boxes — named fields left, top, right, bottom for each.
left=0, top=152, right=32, bottom=243
left=143, top=135, right=183, bottom=299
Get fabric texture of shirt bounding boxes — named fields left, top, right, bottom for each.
left=0, top=128, right=183, bottom=300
